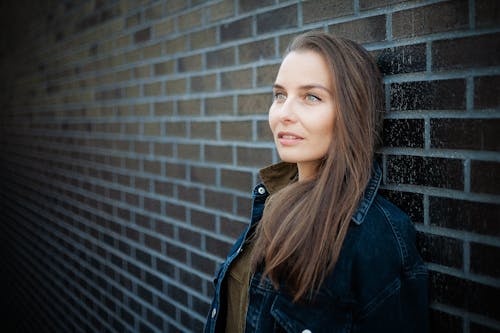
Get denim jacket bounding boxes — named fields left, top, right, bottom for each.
left=205, top=162, right=429, bottom=333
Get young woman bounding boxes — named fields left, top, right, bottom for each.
left=205, top=31, right=429, bottom=333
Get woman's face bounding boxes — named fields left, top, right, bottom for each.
left=269, top=50, right=335, bottom=180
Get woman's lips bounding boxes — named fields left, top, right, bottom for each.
left=277, top=132, right=304, bottom=146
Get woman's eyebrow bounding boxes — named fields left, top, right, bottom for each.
left=273, top=83, right=332, bottom=95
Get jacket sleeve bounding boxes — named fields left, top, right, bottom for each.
left=353, top=265, right=429, bottom=333
left=353, top=197, right=429, bottom=333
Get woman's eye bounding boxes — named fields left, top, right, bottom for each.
left=305, top=94, right=320, bottom=102
left=274, top=92, right=286, bottom=101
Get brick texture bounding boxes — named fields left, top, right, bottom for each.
left=0, top=1, right=499, bottom=332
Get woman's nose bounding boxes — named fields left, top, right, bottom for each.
left=279, top=98, right=297, bottom=123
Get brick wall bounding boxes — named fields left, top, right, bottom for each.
left=0, top=0, right=498, bottom=332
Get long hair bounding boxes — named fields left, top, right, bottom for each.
left=251, top=31, right=384, bottom=302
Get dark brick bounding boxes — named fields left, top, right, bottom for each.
left=383, top=119, right=424, bottom=148
left=238, top=0, right=273, bottom=13
left=190, top=166, right=215, bottom=185
left=205, top=96, right=234, bottom=116
left=238, top=39, right=276, bottom=64
left=156, top=258, right=175, bottom=278
left=433, top=33, right=500, bottom=71
left=375, top=44, right=426, bottom=75
left=168, top=284, right=188, bottom=305
left=387, top=155, right=463, bottom=190
left=190, top=121, right=216, bottom=140
left=429, top=309, right=462, bottom=333
left=191, top=209, right=216, bottom=232
left=178, top=54, right=202, bottom=72
left=221, top=69, right=252, bottom=90
left=178, top=185, right=200, bottom=204
left=429, top=197, right=500, bottom=236
left=154, top=180, right=174, bottom=196
left=192, top=296, right=211, bottom=318
left=378, top=190, right=423, bottom=223
left=144, top=234, right=162, bottom=253
left=470, top=322, right=500, bottom=333
left=237, top=146, right=273, bottom=167
left=220, top=169, right=253, bottom=192
left=191, top=74, right=216, bottom=93
left=205, top=189, right=233, bottom=213
left=257, top=64, right=279, bottom=87
left=165, top=162, right=186, bottom=179
left=154, top=60, right=175, bottom=76
left=470, top=242, right=500, bottom=278
left=431, top=118, right=500, bottom=151
left=220, top=217, right=247, bottom=239
left=179, top=267, right=203, bottom=292
left=236, top=195, right=252, bottom=218
left=257, top=5, right=297, bottom=34
left=144, top=160, right=161, bottom=175
left=205, top=235, right=232, bottom=258
left=205, top=144, right=233, bottom=164
left=166, top=242, right=187, bottom=262
left=329, top=15, right=386, bottom=44
left=303, top=0, right=353, bottom=24
left=390, top=79, right=466, bottom=111
left=416, top=232, right=463, bottom=268
left=471, top=160, right=500, bottom=195
left=206, top=47, right=235, bottom=69
left=166, top=202, right=186, bottom=221
left=134, top=27, right=151, bottom=43
left=155, top=219, right=174, bottom=238
left=154, top=143, right=173, bottom=157
left=429, top=270, right=500, bottom=320
left=476, top=0, right=500, bottom=28
left=393, top=1, right=468, bottom=38
left=190, top=27, right=217, bottom=50
left=135, top=248, right=152, bottom=266
left=257, top=120, right=274, bottom=141
left=359, top=0, right=405, bottom=10
left=145, top=271, right=163, bottom=292
left=475, top=75, right=500, bottom=109
left=190, top=252, right=216, bottom=275
left=144, top=197, right=161, bottom=214
left=178, top=99, right=201, bottom=116
left=178, top=227, right=201, bottom=247
left=238, top=93, right=271, bottom=115
left=177, top=143, right=200, bottom=161
left=146, top=309, right=164, bottom=331
left=220, top=121, right=252, bottom=141
left=220, top=17, right=252, bottom=42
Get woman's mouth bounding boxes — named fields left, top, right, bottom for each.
left=277, top=132, right=304, bottom=146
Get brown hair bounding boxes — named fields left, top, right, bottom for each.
left=251, top=31, right=384, bottom=301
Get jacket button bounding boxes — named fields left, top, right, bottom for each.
left=302, top=330, right=312, bottom=333
left=211, top=308, right=217, bottom=318
left=257, top=186, right=265, bottom=194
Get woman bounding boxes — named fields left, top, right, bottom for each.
left=205, top=31, right=428, bottom=333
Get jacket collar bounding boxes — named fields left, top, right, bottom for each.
left=258, top=161, right=382, bottom=225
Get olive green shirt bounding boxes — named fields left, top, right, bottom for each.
left=224, top=162, right=298, bottom=332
